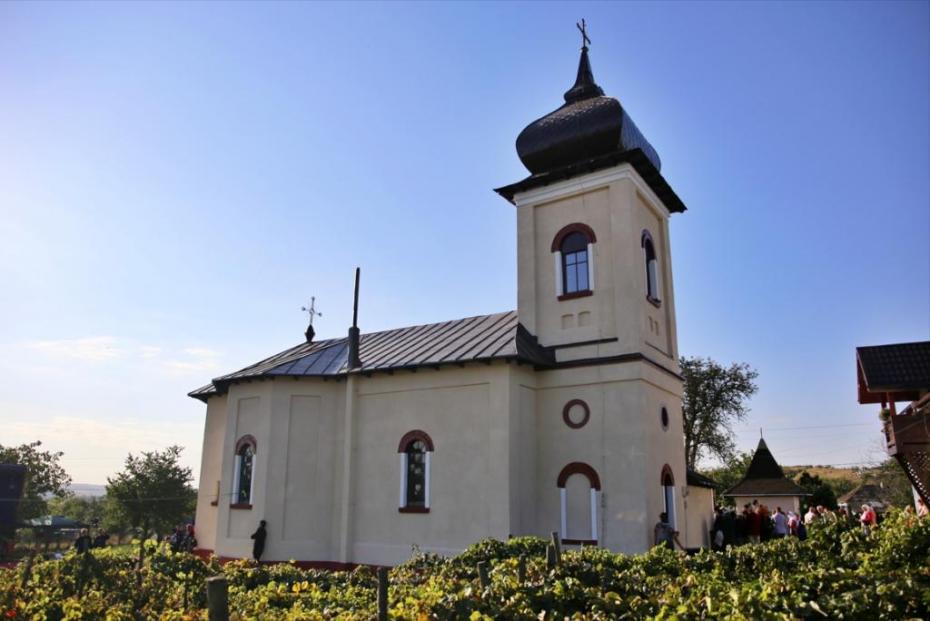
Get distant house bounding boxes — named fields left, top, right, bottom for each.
left=723, top=438, right=809, bottom=513
left=838, top=484, right=894, bottom=513
left=856, top=340, right=930, bottom=507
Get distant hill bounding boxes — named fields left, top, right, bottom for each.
left=69, top=484, right=106, bottom=498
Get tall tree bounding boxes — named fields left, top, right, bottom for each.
left=106, top=446, right=195, bottom=553
left=681, top=357, right=759, bottom=469
left=701, top=451, right=753, bottom=506
left=0, top=441, right=72, bottom=520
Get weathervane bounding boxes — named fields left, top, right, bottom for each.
left=576, top=18, right=591, bottom=50
left=301, top=297, right=322, bottom=343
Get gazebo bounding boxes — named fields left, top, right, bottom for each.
left=723, top=438, right=809, bottom=513
left=856, top=341, right=930, bottom=505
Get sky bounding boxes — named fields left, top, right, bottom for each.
left=1, top=2, right=928, bottom=484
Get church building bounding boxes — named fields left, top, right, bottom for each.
left=190, top=34, right=714, bottom=566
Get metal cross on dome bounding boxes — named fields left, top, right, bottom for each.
left=577, top=19, right=591, bottom=49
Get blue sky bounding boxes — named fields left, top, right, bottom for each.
left=1, top=2, right=927, bottom=483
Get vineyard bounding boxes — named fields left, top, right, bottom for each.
left=2, top=510, right=929, bottom=620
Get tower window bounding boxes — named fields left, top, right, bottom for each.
left=642, top=231, right=661, bottom=305
left=552, top=223, right=596, bottom=300
left=557, top=462, right=601, bottom=545
left=398, top=430, right=433, bottom=513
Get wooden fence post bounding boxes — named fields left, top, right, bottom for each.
left=377, top=567, right=389, bottom=621
left=546, top=544, right=557, bottom=570
left=550, top=531, right=561, bottom=565
left=477, top=561, right=490, bottom=589
left=206, top=575, right=229, bottom=621
left=517, top=554, right=527, bottom=583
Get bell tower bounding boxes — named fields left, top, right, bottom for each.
left=496, top=35, right=686, bottom=369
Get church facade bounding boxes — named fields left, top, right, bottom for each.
left=191, top=41, right=714, bottom=566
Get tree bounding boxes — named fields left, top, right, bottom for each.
left=797, top=471, right=838, bottom=509
left=701, top=451, right=753, bottom=506
left=0, top=441, right=72, bottom=520
left=681, top=357, right=759, bottom=469
left=106, top=446, right=195, bottom=553
left=865, top=458, right=915, bottom=507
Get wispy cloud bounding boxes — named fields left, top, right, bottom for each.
left=140, top=345, right=162, bottom=358
left=25, top=336, right=122, bottom=361
left=163, top=347, right=221, bottom=373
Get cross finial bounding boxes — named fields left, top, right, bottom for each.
left=301, top=296, right=322, bottom=326
left=576, top=19, right=591, bottom=49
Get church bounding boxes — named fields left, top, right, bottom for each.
left=190, top=33, right=715, bottom=566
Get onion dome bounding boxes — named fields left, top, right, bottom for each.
left=515, top=45, right=661, bottom=175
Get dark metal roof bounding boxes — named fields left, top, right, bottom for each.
left=189, top=311, right=554, bottom=402
left=723, top=439, right=808, bottom=497
left=495, top=148, right=686, bottom=214
left=857, top=341, right=930, bottom=404
left=514, top=46, right=661, bottom=176
left=686, top=469, right=718, bottom=489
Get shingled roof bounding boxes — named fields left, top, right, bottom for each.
left=189, top=311, right=554, bottom=402
left=857, top=340, right=930, bottom=404
left=723, top=439, right=809, bottom=498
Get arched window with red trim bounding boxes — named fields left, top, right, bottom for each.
left=232, top=435, right=256, bottom=507
left=552, top=223, right=596, bottom=300
left=557, top=462, right=601, bottom=544
left=661, top=465, right=676, bottom=528
left=398, top=430, right=433, bottom=513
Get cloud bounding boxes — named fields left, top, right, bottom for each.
left=163, top=346, right=221, bottom=373
left=140, top=345, right=162, bottom=358
left=25, top=336, right=122, bottom=361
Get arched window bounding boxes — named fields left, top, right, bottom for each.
left=557, top=462, right=601, bottom=544
left=661, top=465, right=676, bottom=528
left=398, top=430, right=433, bottom=513
left=552, top=223, right=596, bottom=300
left=232, top=436, right=256, bottom=507
left=642, top=231, right=661, bottom=305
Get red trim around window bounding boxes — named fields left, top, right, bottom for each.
left=398, top=506, right=430, bottom=514
left=557, top=462, right=602, bottom=490
left=558, top=290, right=593, bottom=301
left=551, top=222, right=597, bottom=252
left=397, top=429, right=434, bottom=452
left=561, top=538, right=597, bottom=545
left=229, top=503, right=252, bottom=510
left=661, top=464, right=675, bottom=486
left=562, top=399, right=590, bottom=429
left=235, top=434, right=257, bottom=454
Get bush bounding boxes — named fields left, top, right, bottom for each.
left=2, top=510, right=928, bottom=619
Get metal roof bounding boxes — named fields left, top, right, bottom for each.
left=190, top=311, right=554, bottom=402
left=857, top=341, right=930, bottom=404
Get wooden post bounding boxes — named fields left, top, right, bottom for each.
left=517, top=554, right=527, bottom=583
left=546, top=544, right=557, bottom=570
left=477, top=561, right=490, bottom=589
left=377, top=567, right=388, bottom=621
left=206, top=575, right=229, bottom=621
left=550, top=531, right=561, bottom=565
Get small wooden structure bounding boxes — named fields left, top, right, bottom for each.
left=837, top=483, right=894, bottom=513
left=723, top=438, right=809, bottom=513
left=856, top=341, right=930, bottom=505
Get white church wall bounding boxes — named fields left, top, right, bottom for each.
left=194, top=394, right=227, bottom=553
left=349, top=364, right=511, bottom=565
left=685, top=485, right=715, bottom=548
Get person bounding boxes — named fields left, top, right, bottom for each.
left=772, top=507, right=788, bottom=538
left=796, top=518, right=807, bottom=541
left=860, top=504, right=877, bottom=536
left=917, top=498, right=929, bottom=519
left=804, top=506, right=818, bottom=525
left=169, top=526, right=184, bottom=552
left=746, top=505, right=762, bottom=544
left=251, top=520, right=268, bottom=561
left=92, top=531, right=108, bottom=548
left=712, top=507, right=725, bottom=551
left=73, top=528, right=91, bottom=554
left=653, top=513, right=683, bottom=551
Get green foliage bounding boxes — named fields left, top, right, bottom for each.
left=0, top=441, right=71, bottom=521
left=680, top=356, right=759, bottom=469
left=106, top=446, right=196, bottom=544
left=2, top=510, right=928, bottom=619
left=797, top=471, right=838, bottom=509
left=701, top=451, right=753, bottom=505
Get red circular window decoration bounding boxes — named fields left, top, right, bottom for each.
left=562, top=399, right=590, bottom=429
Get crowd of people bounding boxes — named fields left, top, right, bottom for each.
left=706, top=500, right=909, bottom=549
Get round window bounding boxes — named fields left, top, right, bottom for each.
left=660, top=407, right=670, bottom=430
left=562, top=399, right=590, bottom=429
